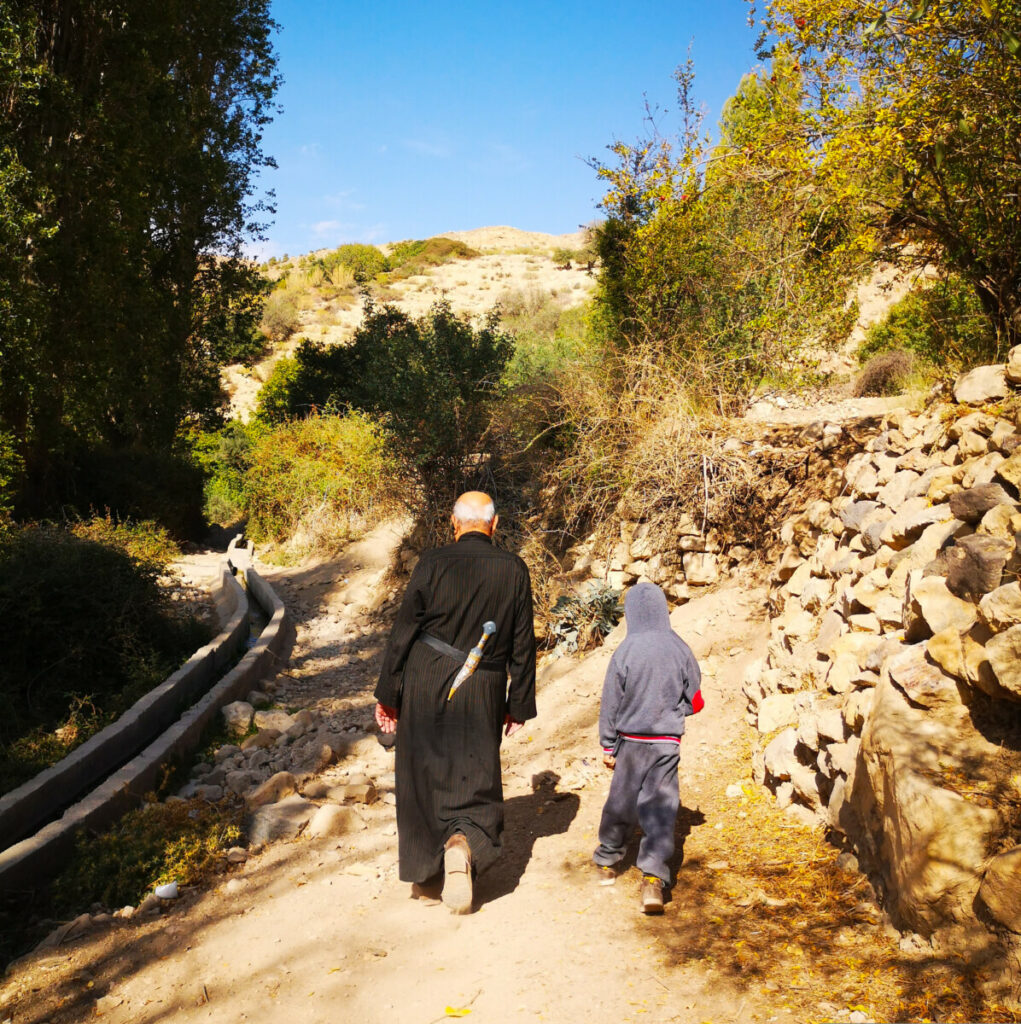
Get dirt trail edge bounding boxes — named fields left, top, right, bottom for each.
left=4, top=539, right=927, bottom=1024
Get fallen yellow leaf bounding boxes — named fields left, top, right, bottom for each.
left=445, top=1009, right=472, bottom=1018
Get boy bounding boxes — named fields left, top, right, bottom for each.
left=593, top=582, right=703, bottom=914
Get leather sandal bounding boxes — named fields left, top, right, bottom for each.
left=442, top=833, right=474, bottom=914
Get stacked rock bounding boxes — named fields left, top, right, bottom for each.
left=746, top=353, right=1021, bottom=938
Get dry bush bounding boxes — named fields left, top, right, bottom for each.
left=854, top=349, right=916, bottom=396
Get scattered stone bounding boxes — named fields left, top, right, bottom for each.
left=984, top=624, right=1021, bottom=699
left=253, top=709, right=297, bottom=732
left=306, top=804, right=356, bottom=839
left=137, top=893, right=160, bottom=916
left=904, top=574, right=978, bottom=641
left=979, top=581, right=1021, bottom=632
left=1005, top=345, right=1021, bottom=385
left=724, top=784, right=743, bottom=799
left=328, top=782, right=377, bottom=805
left=226, top=847, right=248, bottom=864
left=247, top=690, right=270, bottom=706
left=95, top=994, right=125, bottom=1015
left=953, top=364, right=1008, bottom=405
left=193, top=784, right=224, bottom=802
left=245, top=770, right=298, bottom=810
left=213, top=743, right=241, bottom=764
left=247, top=795, right=314, bottom=845
left=757, top=693, right=801, bottom=733
left=763, top=728, right=799, bottom=782
left=887, top=645, right=961, bottom=709
left=302, top=780, right=331, bottom=799
left=221, top=701, right=253, bottom=737
left=978, top=846, right=1021, bottom=932
left=241, top=728, right=281, bottom=751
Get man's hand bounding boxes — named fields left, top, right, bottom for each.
left=602, top=753, right=616, bottom=770
left=375, top=702, right=399, bottom=734
left=504, top=714, right=524, bottom=737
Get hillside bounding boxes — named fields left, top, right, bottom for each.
left=222, top=228, right=598, bottom=421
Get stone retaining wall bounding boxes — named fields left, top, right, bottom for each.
left=744, top=354, right=1021, bottom=939
left=0, top=564, right=292, bottom=892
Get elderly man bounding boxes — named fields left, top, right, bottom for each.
left=374, top=491, right=537, bottom=913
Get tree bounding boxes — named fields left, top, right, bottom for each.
left=0, top=2, right=279, bottom=512
left=259, top=300, right=514, bottom=517
left=751, top=0, right=1021, bottom=348
left=589, top=57, right=859, bottom=407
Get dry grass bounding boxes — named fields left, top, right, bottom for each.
left=662, top=735, right=1021, bottom=1023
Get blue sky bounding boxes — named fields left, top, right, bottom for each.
left=254, top=1, right=761, bottom=258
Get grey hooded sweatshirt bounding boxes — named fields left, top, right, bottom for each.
left=598, top=583, right=702, bottom=754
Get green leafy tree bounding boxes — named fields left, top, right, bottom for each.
left=260, top=300, right=513, bottom=515
left=590, top=57, right=858, bottom=406
left=752, top=0, right=1021, bottom=348
left=0, top=2, right=279, bottom=512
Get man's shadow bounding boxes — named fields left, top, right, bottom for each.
left=476, top=770, right=579, bottom=905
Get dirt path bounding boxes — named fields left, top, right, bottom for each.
left=4, top=514, right=946, bottom=1024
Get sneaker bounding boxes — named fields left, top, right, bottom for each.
left=641, top=875, right=665, bottom=915
left=594, top=864, right=618, bottom=886
left=442, top=834, right=474, bottom=914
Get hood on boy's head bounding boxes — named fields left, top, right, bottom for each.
left=624, top=582, right=671, bottom=633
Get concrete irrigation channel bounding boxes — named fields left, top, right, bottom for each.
left=0, top=540, right=292, bottom=892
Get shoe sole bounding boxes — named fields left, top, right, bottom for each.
left=642, top=900, right=664, bottom=915
left=596, top=871, right=617, bottom=887
left=442, top=845, right=473, bottom=914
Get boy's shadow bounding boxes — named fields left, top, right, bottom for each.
left=476, top=770, right=579, bottom=906
left=609, top=804, right=706, bottom=888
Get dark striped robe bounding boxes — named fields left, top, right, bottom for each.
left=374, top=531, right=537, bottom=882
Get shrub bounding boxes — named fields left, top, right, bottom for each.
left=242, top=411, right=405, bottom=546
left=52, top=798, right=243, bottom=911
left=256, top=356, right=302, bottom=422
left=69, top=514, right=181, bottom=565
left=188, top=419, right=266, bottom=526
left=547, top=583, right=623, bottom=653
left=253, top=301, right=513, bottom=525
left=260, top=289, right=301, bottom=343
left=385, top=237, right=480, bottom=279
left=552, top=246, right=579, bottom=268
left=858, top=276, right=999, bottom=372
left=854, top=350, right=917, bottom=397
left=321, top=243, right=387, bottom=283
left=0, top=524, right=209, bottom=791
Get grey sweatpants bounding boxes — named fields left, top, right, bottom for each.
left=593, top=740, right=680, bottom=883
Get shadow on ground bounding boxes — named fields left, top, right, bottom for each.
left=476, top=771, right=579, bottom=906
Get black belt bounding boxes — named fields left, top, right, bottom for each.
left=419, top=632, right=505, bottom=674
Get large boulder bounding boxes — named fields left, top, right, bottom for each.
left=856, top=675, right=1003, bottom=934
left=1005, top=345, right=1021, bottom=385
left=945, top=534, right=1014, bottom=598
left=221, top=700, right=254, bottom=737
left=979, top=581, right=1021, bottom=632
left=978, top=847, right=1021, bottom=932
left=949, top=483, right=1015, bottom=524
left=885, top=644, right=962, bottom=710
left=904, top=573, right=978, bottom=641
left=247, top=795, right=314, bottom=845
left=953, top=364, right=1008, bottom=405
left=984, top=624, right=1021, bottom=699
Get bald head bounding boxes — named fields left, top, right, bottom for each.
left=452, top=491, right=498, bottom=539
